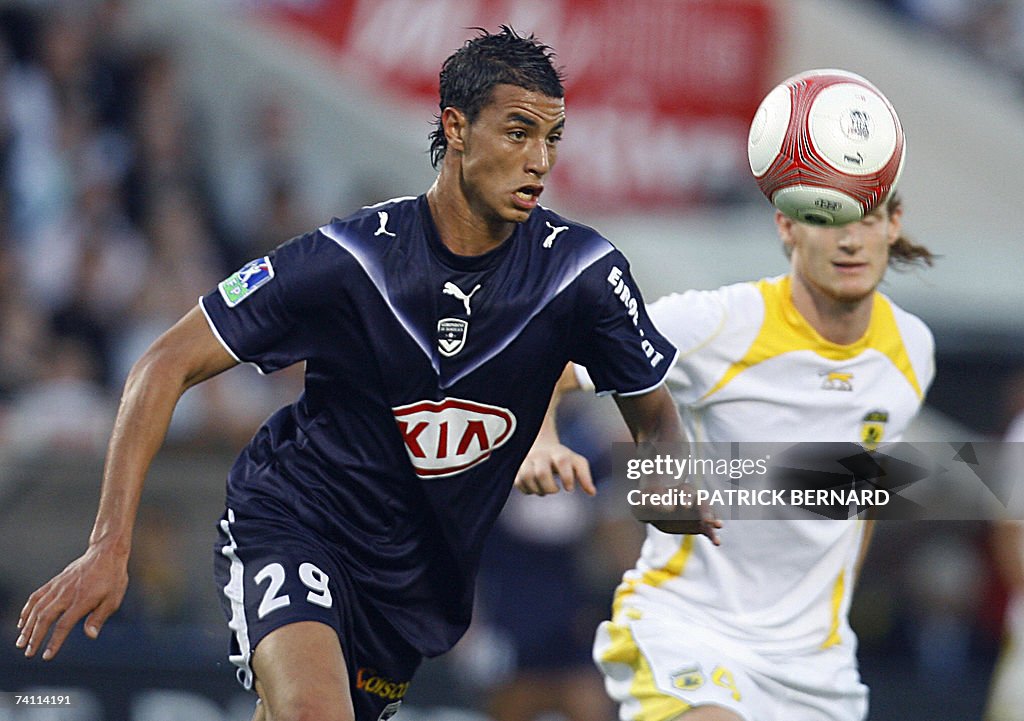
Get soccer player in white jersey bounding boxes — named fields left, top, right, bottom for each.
left=517, top=192, right=936, bottom=721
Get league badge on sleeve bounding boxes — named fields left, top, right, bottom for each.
left=219, top=256, right=275, bottom=307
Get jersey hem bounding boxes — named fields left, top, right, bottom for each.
left=603, top=348, right=681, bottom=397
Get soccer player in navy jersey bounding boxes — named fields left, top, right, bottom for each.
left=16, top=26, right=716, bottom=721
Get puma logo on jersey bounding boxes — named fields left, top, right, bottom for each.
left=442, top=281, right=481, bottom=315
left=393, top=398, right=516, bottom=477
left=543, top=221, right=568, bottom=248
left=820, top=370, right=853, bottom=391
left=374, top=211, right=396, bottom=237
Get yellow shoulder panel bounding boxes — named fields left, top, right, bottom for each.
left=701, top=276, right=921, bottom=401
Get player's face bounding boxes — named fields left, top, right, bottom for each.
left=779, top=205, right=902, bottom=304
left=451, top=84, right=565, bottom=225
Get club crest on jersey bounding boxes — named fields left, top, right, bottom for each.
left=218, top=256, right=274, bottom=307
left=820, top=370, right=854, bottom=391
left=392, top=398, right=517, bottom=477
left=437, top=318, right=468, bottom=357
left=861, top=409, right=889, bottom=450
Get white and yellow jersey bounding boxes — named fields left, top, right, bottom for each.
left=604, top=274, right=934, bottom=657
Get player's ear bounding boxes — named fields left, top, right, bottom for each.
left=441, top=107, right=468, bottom=154
left=775, top=211, right=796, bottom=253
left=886, top=205, right=903, bottom=246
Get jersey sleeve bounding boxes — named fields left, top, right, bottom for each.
left=574, top=286, right=732, bottom=399
left=888, top=299, right=937, bottom=401
left=645, top=288, right=731, bottom=401
left=571, top=251, right=677, bottom=396
left=200, top=230, right=336, bottom=374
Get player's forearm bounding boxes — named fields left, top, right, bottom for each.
left=992, top=521, right=1024, bottom=590
left=639, top=403, right=685, bottom=446
left=534, top=363, right=581, bottom=445
left=615, top=385, right=687, bottom=447
left=532, top=400, right=560, bottom=447
left=853, top=519, right=876, bottom=584
left=555, top=362, right=582, bottom=394
left=88, top=346, right=196, bottom=555
left=88, top=307, right=238, bottom=555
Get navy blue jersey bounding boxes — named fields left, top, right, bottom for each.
left=200, top=195, right=676, bottom=656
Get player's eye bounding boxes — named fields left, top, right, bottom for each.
left=508, top=129, right=527, bottom=141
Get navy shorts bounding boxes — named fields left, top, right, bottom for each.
left=214, top=507, right=421, bottom=721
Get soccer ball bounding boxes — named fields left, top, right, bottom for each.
left=747, top=69, right=905, bottom=226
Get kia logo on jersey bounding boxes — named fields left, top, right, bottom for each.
left=392, top=398, right=517, bottom=477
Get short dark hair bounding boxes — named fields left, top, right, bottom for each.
left=428, top=26, right=565, bottom=168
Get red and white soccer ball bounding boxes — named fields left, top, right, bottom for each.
left=747, top=69, right=905, bottom=226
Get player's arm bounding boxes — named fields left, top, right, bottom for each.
left=991, top=521, right=1024, bottom=591
left=16, top=306, right=238, bottom=661
left=614, top=386, right=721, bottom=544
left=853, top=519, right=876, bottom=584
left=515, top=364, right=596, bottom=496
left=612, top=383, right=683, bottom=447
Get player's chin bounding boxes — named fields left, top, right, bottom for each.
left=503, top=203, right=535, bottom=223
left=830, top=272, right=881, bottom=301
left=832, top=285, right=876, bottom=304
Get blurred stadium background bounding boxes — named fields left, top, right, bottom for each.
left=0, top=0, right=1022, bottom=719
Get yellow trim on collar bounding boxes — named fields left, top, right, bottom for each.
left=701, top=276, right=922, bottom=401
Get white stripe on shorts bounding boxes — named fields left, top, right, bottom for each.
left=220, top=508, right=254, bottom=689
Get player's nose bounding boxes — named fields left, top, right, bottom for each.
left=836, top=225, right=864, bottom=252
left=525, top=139, right=552, bottom=177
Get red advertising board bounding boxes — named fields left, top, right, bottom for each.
left=253, top=0, right=777, bottom=210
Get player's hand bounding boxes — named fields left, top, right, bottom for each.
left=640, top=481, right=722, bottom=546
left=515, top=441, right=596, bottom=496
left=16, top=543, right=129, bottom=661
left=649, top=514, right=723, bottom=546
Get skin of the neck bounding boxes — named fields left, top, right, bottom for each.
left=789, top=270, right=875, bottom=346
left=426, top=170, right=515, bottom=257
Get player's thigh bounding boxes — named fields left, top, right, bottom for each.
left=252, top=620, right=352, bottom=721
left=215, top=510, right=347, bottom=690
left=593, top=617, right=760, bottom=721
left=216, top=510, right=421, bottom=720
